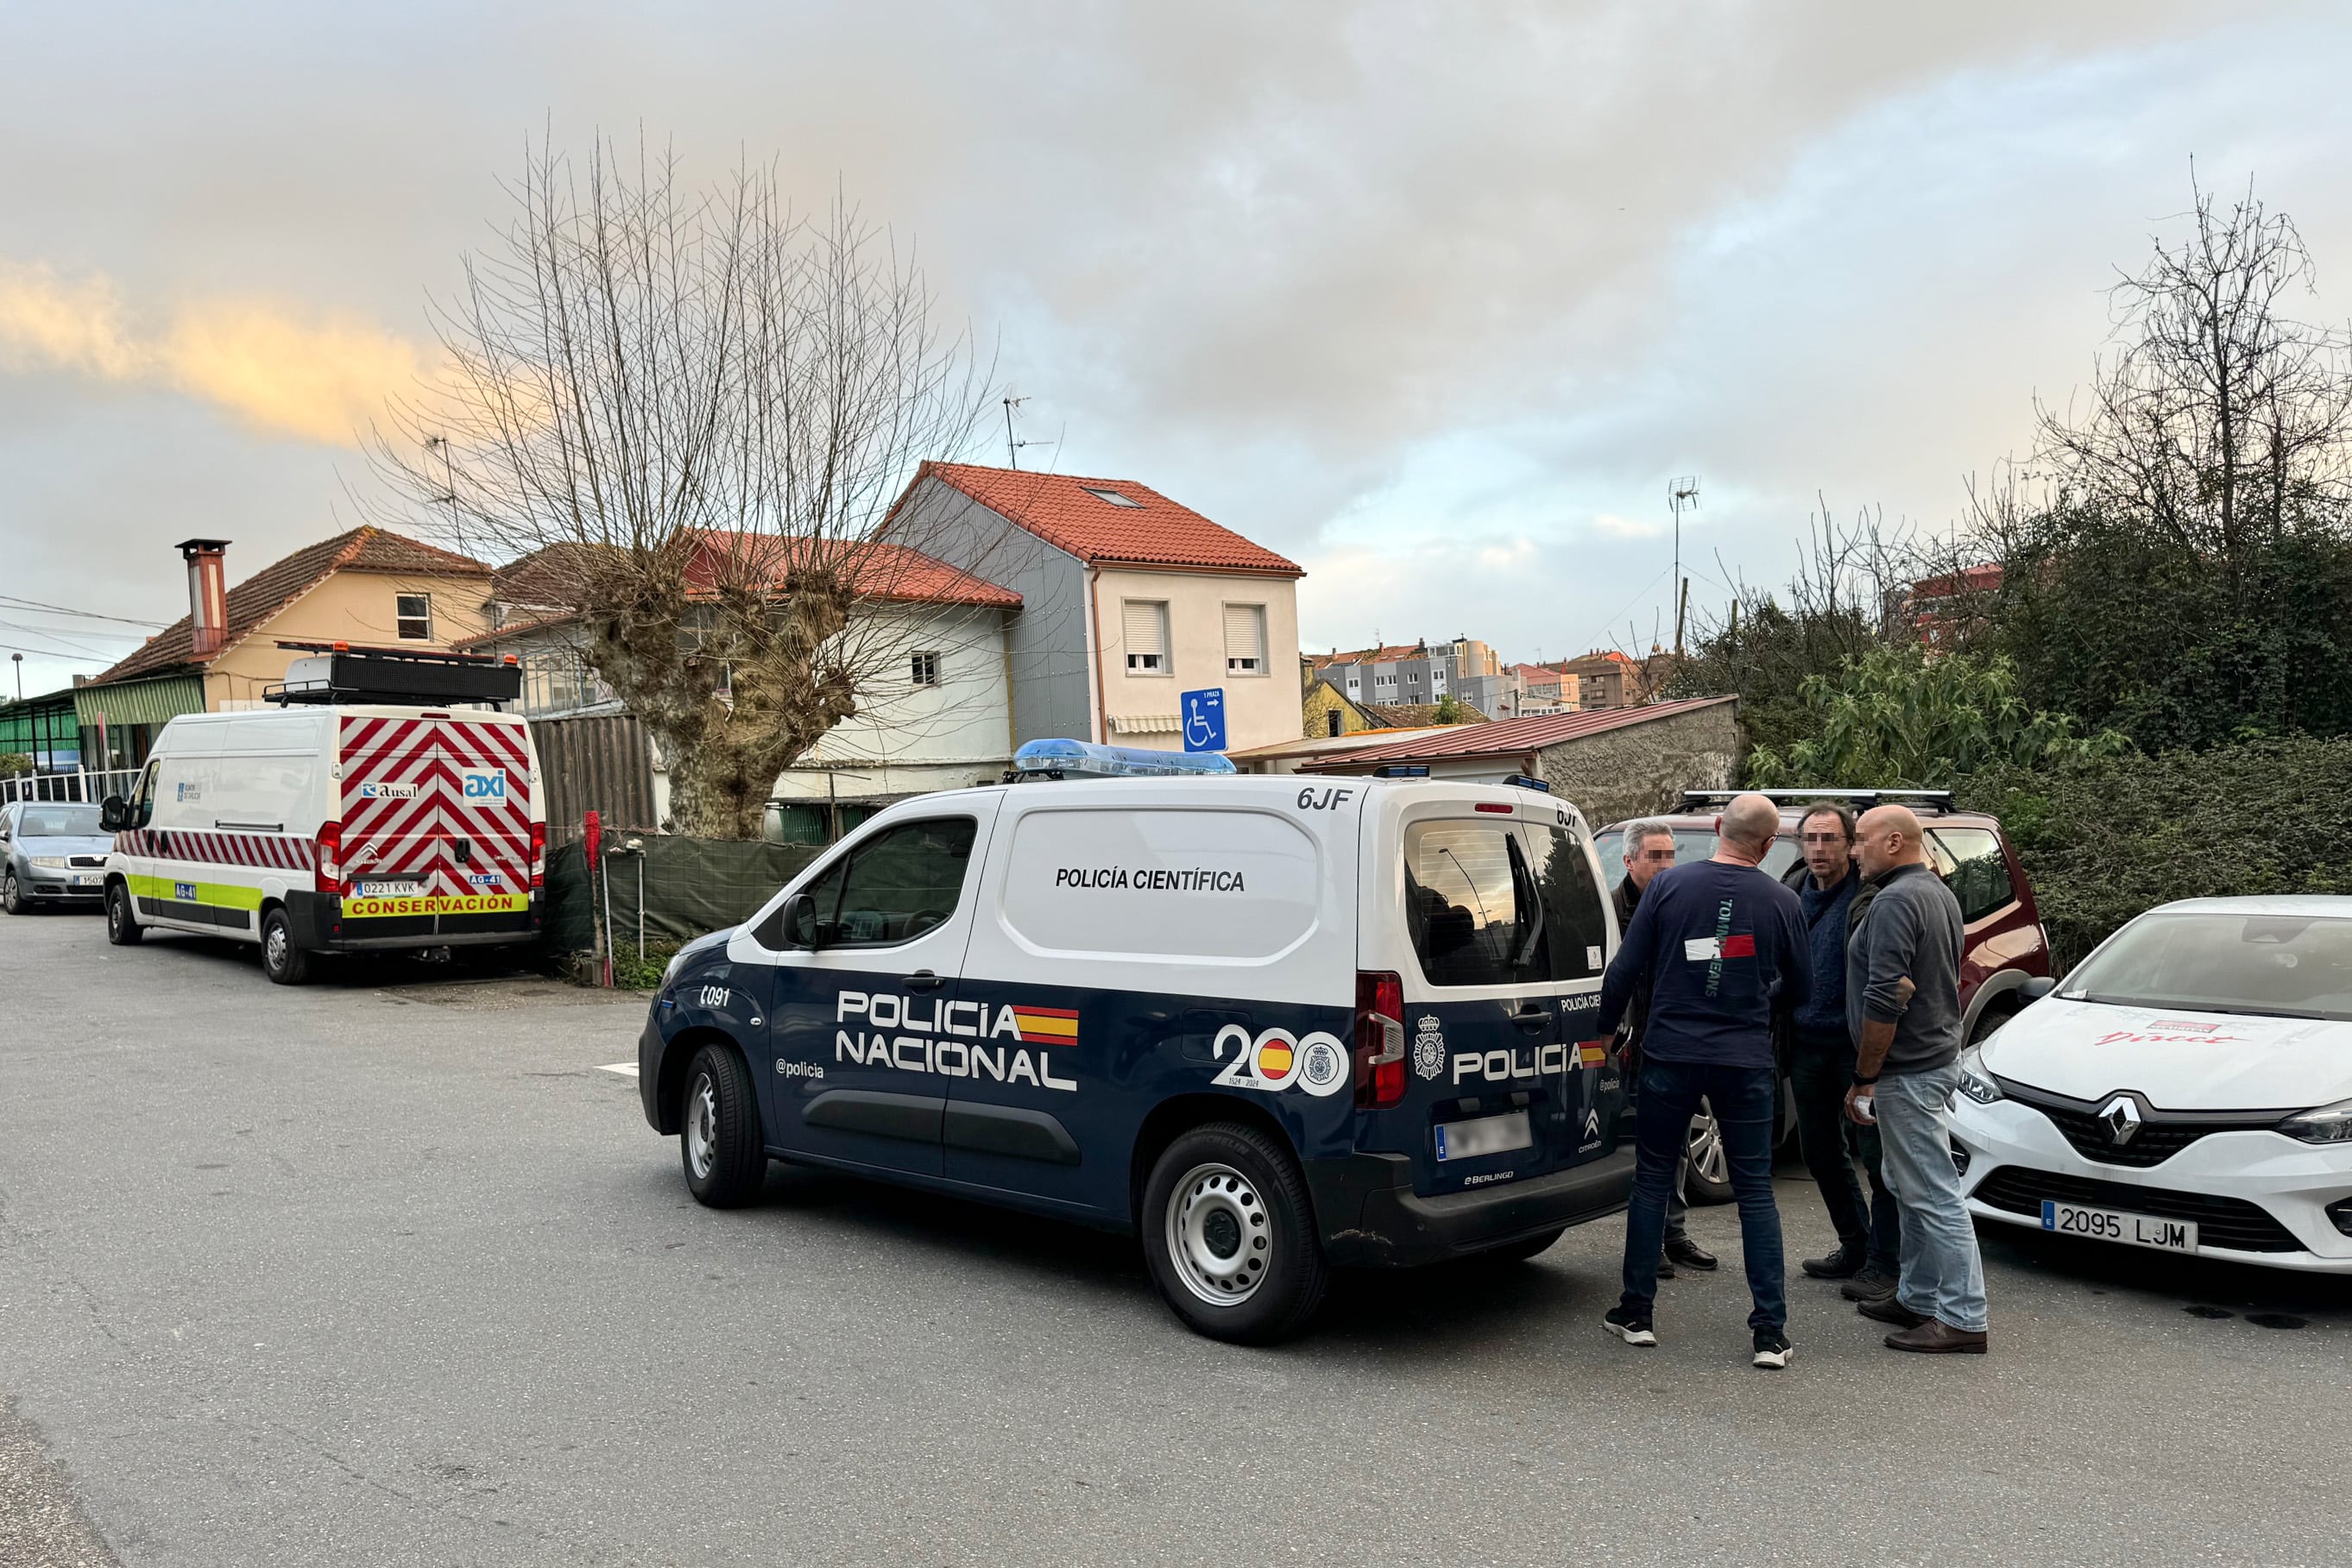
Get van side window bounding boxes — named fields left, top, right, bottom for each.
left=1403, top=821, right=1545, bottom=987
left=793, top=816, right=978, bottom=948
left=1532, top=827, right=1609, bottom=980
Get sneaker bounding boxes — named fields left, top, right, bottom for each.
left=1840, top=1269, right=1898, bottom=1302
left=1751, top=1331, right=1794, bottom=1370
left=1664, top=1235, right=1718, bottom=1272
left=1800, top=1244, right=1867, bottom=1280
left=1603, top=1306, right=1657, bottom=1347
left=1857, top=1294, right=1927, bottom=1330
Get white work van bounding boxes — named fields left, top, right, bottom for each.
left=639, top=753, right=1635, bottom=1343
left=101, top=686, right=545, bottom=984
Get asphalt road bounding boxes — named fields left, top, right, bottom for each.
left=3, top=909, right=2349, bottom=1567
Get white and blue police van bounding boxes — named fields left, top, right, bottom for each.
left=637, top=740, right=1634, bottom=1342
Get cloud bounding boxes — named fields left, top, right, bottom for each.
left=0, top=260, right=426, bottom=444
left=1592, top=513, right=1664, bottom=538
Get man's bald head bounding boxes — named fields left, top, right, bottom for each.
left=1855, top=804, right=1926, bottom=878
left=1716, top=792, right=1783, bottom=859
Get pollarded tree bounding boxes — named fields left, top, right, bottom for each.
left=375, top=139, right=999, bottom=838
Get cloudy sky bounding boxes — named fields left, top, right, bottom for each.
left=5, top=0, right=2349, bottom=695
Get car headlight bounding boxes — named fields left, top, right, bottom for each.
left=2279, top=1098, right=2352, bottom=1145
left=1957, top=1048, right=2002, bottom=1105
left=29, top=856, right=67, bottom=870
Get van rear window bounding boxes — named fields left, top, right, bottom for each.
left=1404, top=822, right=1606, bottom=987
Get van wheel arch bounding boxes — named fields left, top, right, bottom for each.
left=1129, top=1094, right=1301, bottom=1233
left=656, top=1027, right=747, bottom=1137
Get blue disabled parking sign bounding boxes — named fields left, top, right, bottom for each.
left=1181, top=688, right=1226, bottom=753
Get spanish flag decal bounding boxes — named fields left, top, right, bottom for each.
left=1576, top=1039, right=1609, bottom=1069
left=1011, top=1005, right=1080, bottom=1046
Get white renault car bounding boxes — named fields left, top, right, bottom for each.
left=1952, top=897, right=2352, bottom=1273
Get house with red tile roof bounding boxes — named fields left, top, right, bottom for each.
left=884, top=462, right=1305, bottom=752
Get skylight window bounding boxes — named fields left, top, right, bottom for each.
left=1082, top=486, right=1144, bottom=508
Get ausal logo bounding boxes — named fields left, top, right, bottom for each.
left=1211, top=1025, right=1351, bottom=1098
left=358, top=782, right=419, bottom=800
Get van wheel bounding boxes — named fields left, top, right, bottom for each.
left=679, top=1044, right=766, bottom=1207
left=1684, top=1099, right=1733, bottom=1206
left=1142, top=1122, right=1328, bottom=1344
left=262, top=907, right=311, bottom=985
left=105, top=883, right=143, bottom=944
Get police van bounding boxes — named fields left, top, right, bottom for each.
left=99, top=645, right=545, bottom=985
left=638, top=740, right=1634, bottom=1343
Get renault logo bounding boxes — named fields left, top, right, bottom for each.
left=2099, top=1094, right=2142, bottom=1146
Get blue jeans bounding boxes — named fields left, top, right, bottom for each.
left=1875, top=1064, right=1989, bottom=1332
left=1619, top=1061, right=1784, bottom=1333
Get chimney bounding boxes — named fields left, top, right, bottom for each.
left=177, top=538, right=230, bottom=656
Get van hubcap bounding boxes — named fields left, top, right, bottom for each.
left=684, top=1074, right=718, bottom=1181
left=1166, top=1162, right=1270, bottom=1306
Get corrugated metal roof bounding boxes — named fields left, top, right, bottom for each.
left=1303, top=696, right=1737, bottom=769
left=73, top=674, right=206, bottom=729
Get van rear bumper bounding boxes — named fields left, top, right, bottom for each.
left=1306, top=1148, right=1637, bottom=1269
left=283, top=890, right=542, bottom=950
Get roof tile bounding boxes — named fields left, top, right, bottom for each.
left=913, top=462, right=1302, bottom=576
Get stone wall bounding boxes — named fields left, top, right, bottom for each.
left=1535, top=698, right=1739, bottom=827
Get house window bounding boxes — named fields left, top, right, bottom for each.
left=1122, top=599, right=1170, bottom=675
left=1327, top=711, right=1342, bottom=738
left=1223, top=603, right=1267, bottom=677
left=1084, top=487, right=1144, bottom=508
left=911, top=651, right=942, bottom=687
left=395, top=594, right=432, bottom=640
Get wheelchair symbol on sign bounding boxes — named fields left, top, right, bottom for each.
left=1180, top=688, right=1226, bottom=753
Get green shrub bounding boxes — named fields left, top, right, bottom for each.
left=1960, top=736, right=2352, bottom=969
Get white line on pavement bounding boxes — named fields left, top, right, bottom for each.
left=596, top=1062, right=640, bottom=1078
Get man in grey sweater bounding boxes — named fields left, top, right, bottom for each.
left=1843, top=805, right=1989, bottom=1354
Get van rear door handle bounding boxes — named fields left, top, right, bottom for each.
left=905, top=970, right=946, bottom=992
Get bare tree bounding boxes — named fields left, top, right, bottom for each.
left=375, top=138, right=998, bottom=838
left=2035, top=175, right=2352, bottom=574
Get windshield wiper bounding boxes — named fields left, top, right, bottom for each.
left=2073, top=993, right=2329, bottom=1021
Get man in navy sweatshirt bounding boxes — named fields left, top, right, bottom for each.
left=1596, top=792, right=1811, bottom=1370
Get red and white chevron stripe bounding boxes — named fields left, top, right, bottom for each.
left=337, top=715, right=535, bottom=898
left=116, top=828, right=319, bottom=872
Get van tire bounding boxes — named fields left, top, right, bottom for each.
left=105, top=882, right=143, bottom=944
left=679, top=1043, right=766, bottom=1208
left=261, top=906, right=311, bottom=986
left=1142, top=1121, right=1328, bottom=1344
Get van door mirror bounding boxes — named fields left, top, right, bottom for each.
left=779, top=891, right=820, bottom=950
left=2019, top=974, right=2057, bottom=1004
left=99, top=796, right=127, bottom=833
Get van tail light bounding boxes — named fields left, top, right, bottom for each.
left=315, top=820, right=343, bottom=897
left=528, top=819, right=545, bottom=891
left=1354, top=970, right=1407, bottom=1109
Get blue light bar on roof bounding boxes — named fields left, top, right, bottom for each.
left=1009, top=738, right=1238, bottom=779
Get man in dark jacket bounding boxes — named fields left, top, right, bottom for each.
left=1598, top=794, right=1811, bottom=1370
left=1610, top=822, right=1717, bottom=1279
left=1778, top=804, right=1900, bottom=1295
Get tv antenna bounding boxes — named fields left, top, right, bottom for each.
left=1002, top=396, right=1049, bottom=469
left=1668, top=475, right=1699, bottom=657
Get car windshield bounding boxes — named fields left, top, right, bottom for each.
left=1590, top=825, right=1801, bottom=885
left=18, top=804, right=103, bottom=836
left=2062, top=911, right=2352, bottom=1022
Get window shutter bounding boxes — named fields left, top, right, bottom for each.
left=1124, top=600, right=1167, bottom=658
left=1223, top=604, right=1264, bottom=671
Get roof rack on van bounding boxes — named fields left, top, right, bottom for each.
left=1005, top=738, right=1237, bottom=782
left=265, top=643, right=524, bottom=708
left=1680, top=788, right=1955, bottom=810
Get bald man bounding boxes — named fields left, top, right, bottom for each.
left=1844, top=805, right=1986, bottom=1354
left=1596, top=792, right=1810, bottom=1370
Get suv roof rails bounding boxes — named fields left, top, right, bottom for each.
left=266, top=642, right=523, bottom=708
left=1680, top=787, right=1956, bottom=811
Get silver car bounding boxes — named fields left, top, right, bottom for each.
left=0, top=800, right=114, bottom=914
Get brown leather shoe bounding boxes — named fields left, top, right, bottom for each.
left=1856, top=1294, right=1926, bottom=1330
left=1884, top=1319, right=1989, bottom=1354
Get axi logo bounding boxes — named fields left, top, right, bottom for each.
left=461, top=768, right=508, bottom=801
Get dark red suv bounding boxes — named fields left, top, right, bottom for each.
left=1592, top=789, right=2052, bottom=1199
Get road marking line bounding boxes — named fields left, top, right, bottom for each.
left=596, top=1061, right=640, bottom=1078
